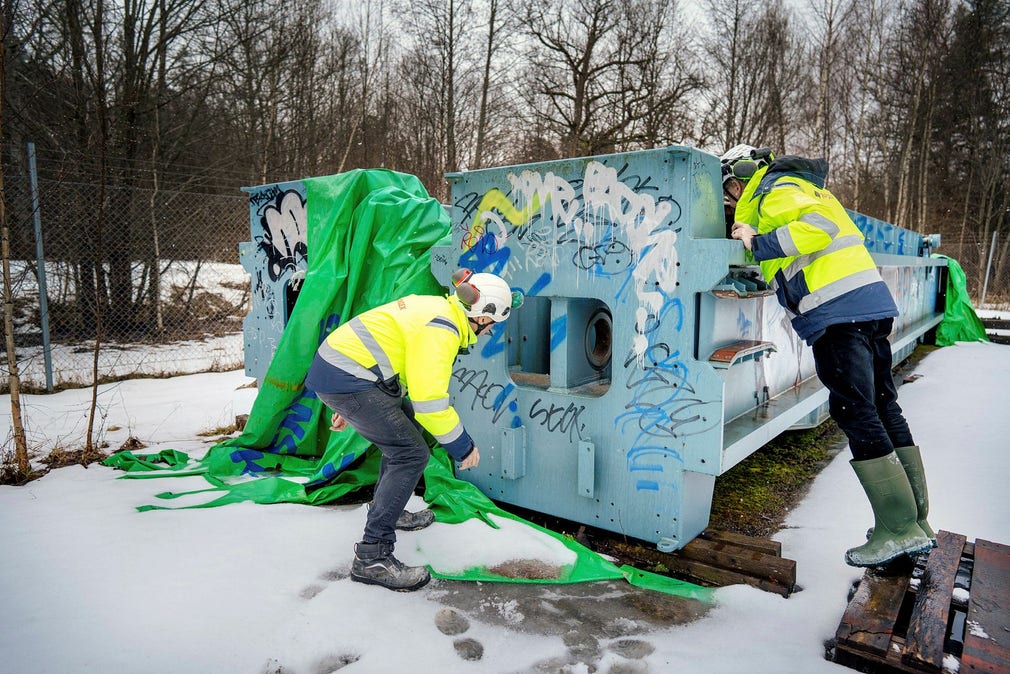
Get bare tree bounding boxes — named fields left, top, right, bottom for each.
left=474, top=0, right=504, bottom=168
left=84, top=0, right=110, bottom=454
left=391, top=0, right=478, bottom=196
left=935, top=0, right=1010, bottom=295
left=804, top=0, right=856, bottom=163
left=615, top=0, right=705, bottom=149
left=831, top=0, right=894, bottom=211
left=876, top=0, right=953, bottom=230
left=356, top=0, right=395, bottom=172
left=522, top=0, right=699, bottom=156
left=701, top=0, right=808, bottom=152
left=1, top=0, right=30, bottom=478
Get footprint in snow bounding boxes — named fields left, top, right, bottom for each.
left=435, top=607, right=483, bottom=661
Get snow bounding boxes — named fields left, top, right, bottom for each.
left=2, top=341, right=1009, bottom=674
left=5, top=260, right=247, bottom=388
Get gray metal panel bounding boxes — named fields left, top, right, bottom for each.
left=239, top=180, right=308, bottom=383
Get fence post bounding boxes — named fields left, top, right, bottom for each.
left=27, top=142, right=54, bottom=391
left=980, top=230, right=998, bottom=310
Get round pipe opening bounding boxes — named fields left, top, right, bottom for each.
left=585, top=309, right=613, bottom=370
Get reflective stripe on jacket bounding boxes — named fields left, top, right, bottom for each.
left=735, top=157, right=897, bottom=344
left=307, top=294, right=478, bottom=460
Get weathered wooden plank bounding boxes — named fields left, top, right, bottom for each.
left=674, top=536, right=796, bottom=589
left=606, top=540, right=793, bottom=597
left=698, top=529, right=782, bottom=556
left=903, top=530, right=966, bottom=671
left=962, top=538, right=1010, bottom=674
left=663, top=555, right=792, bottom=598
left=835, top=571, right=911, bottom=656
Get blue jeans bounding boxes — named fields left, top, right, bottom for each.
left=811, top=318, right=915, bottom=460
left=317, top=387, right=429, bottom=544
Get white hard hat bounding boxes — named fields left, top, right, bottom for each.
left=720, top=144, right=760, bottom=164
left=720, top=144, right=774, bottom=184
left=451, top=269, right=524, bottom=322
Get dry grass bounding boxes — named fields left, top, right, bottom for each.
left=486, top=559, right=563, bottom=580
left=40, top=444, right=109, bottom=470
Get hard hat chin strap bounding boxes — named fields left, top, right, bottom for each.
left=470, top=317, right=493, bottom=336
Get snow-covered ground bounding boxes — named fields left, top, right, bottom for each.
left=4, top=260, right=248, bottom=389
left=1, top=341, right=1008, bottom=674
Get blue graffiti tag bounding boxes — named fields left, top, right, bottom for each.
left=458, top=231, right=510, bottom=276
left=612, top=290, right=717, bottom=491
left=263, top=389, right=320, bottom=458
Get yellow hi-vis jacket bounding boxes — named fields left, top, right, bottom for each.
left=305, top=294, right=478, bottom=461
left=735, top=157, right=897, bottom=345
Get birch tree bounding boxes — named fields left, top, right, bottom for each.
left=701, top=0, right=807, bottom=152
left=1, top=0, right=30, bottom=478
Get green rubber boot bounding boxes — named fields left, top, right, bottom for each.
left=846, top=452, right=933, bottom=568
left=894, top=445, right=937, bottom=544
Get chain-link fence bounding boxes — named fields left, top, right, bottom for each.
left=959, top=228, right=1010, bottom=344
left=933, top=223, right=1010, bottom=342
left=2, top=156, right=251, bottom=392
left=975, top=232, right=1010, bottom=312
left=4, top=146, right=1009, bottom=393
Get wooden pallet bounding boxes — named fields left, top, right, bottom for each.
left=601, top=528, right=797, bottom=597
left=833, top=530, right=1010, bottom=674
left=982, top=318, right=1010, bottom=345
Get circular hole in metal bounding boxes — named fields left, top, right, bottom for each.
left=585, top=309, right=613, bottom=370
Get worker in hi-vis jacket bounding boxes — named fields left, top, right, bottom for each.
left=304, top=269, right=523, bottom=591
left=722, top=144, right=935, bottom=568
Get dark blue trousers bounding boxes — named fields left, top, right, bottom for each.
left=317, top=387, right=429, bottom=544
left=811, top=318, right=915, bottom=460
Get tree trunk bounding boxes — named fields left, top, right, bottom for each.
left=474, top=0, right=498, bottom=168
left=85, top=0, right=109, bottom=455
left=148, top=0, right=167, bottom=336
left=0, top=4, right=31, bottom=477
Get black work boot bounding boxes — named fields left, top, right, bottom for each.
left=351, top=541, right=430, bottom=592
left=367, top=502, right=436, bottom=531
left=396, top=508, right=435, bottom=531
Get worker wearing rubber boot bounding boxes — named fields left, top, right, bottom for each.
left=722, top=144, right=936, bottom=567
left=304, top=270, right=523, bottom=590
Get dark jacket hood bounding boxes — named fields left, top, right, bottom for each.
left=760, top=156, right=829, bottom=189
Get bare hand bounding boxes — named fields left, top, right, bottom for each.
left=458, top=446, right=480, bottom=470
left=330, top=413, right=348, bottom=432
left=731, top=222, right=757, bottom=251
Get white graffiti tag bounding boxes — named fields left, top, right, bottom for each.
left=583, top=162, right=678, bottom=360
left=259, top=190, right=308, bottom=281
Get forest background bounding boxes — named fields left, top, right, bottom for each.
left=1, top=0, right=1008, bottom=377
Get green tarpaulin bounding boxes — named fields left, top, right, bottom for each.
left=103, top=169, right=712, bottom=602
left=932, top=255, right=989, bottom=346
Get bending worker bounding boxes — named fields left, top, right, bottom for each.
left=304, top=270, right=523, bottom=591
left=723, top=145, right=935, bottom=568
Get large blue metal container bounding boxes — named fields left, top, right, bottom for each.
left=429, top=146, right=946, bottom=551
left=236, top=147, right=946, bottom=551
left=239, top=180, right=308, bottom=382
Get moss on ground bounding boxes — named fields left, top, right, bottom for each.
left=708, top=421, right=847, bottom=537
left=708, top=345, right=932, bottom=538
